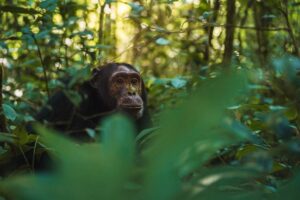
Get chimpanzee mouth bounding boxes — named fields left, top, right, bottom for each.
left=120, top=105, right=142, bottom=110
left=119, top=104, right=144, bottom=119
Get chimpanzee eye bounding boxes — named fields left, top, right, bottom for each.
left=131, top=78, right=138, bottom=85
left=116, top=78, right=124, bottom=85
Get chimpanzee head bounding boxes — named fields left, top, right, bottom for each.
left=90, top=63, right=147, bottom=119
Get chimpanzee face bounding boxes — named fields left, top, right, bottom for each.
left=90, top=63, right=145, bottom=119
left=108, top=65, right=144, bottom=119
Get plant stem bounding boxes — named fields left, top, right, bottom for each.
left=32, top=34, right=50, bottom=99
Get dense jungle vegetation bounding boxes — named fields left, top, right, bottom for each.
left=1, top=0, right=300, bottom=199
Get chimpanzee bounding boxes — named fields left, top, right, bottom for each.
left=33, top=62, right=151, bottom=141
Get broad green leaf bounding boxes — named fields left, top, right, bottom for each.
left=273, top=172, right=300, bottom=199
left=171, top=77, right=187, bottom=89
left=1, top=115, right=135, bottom=200
left=142, top=72, right=247, bottom=200
left=86, top=128, right=96, bottom=139
left=155, top=37, right=170, bottom=45
left=236, top=144, right=268, bottom=160
left=101, top=114, right=135, bottom=164
left=13, top=127, right=29, bottom=145
left=0, top=133, right=15, bottom=143
left=2, top=104, right=17, bottom=121
left=40, top=0, right=58, bottom=12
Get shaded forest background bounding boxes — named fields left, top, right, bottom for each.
left=0, top=0, right=300, bottom=199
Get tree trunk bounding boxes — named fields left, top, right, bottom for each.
left=0, top=64, right=8, bottom=133
left=223, top=0, right=236, bottom=66
left=204, top=0, right=220, bottom=63
left=238, top=0, right=253, bottom=55
left=253, top=1, right=269, bottom=66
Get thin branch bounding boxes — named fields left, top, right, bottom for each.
left=278, top=1, right=299, bottom=56
left=18, top=144, right=33, bottom=172
left=98, top=0, right=106, bottom=60
left=196, top=23, right=288, bottom=32
left=31, top=135, right=39, bottom=172
left=31, top=34, right=50, bottom=99
left=146, top=23, right=289, bottom=34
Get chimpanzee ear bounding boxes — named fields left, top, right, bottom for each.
left=90, top=68, right=101, bottom=88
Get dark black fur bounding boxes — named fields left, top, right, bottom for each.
left=33, top=63, right=151, bottom=141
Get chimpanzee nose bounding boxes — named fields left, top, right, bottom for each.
left=128, top=91, right=136, bottom=96
left=128, top=85, right=137, bottom=96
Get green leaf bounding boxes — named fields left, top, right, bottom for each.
left=128, top=2, right=144, bottom=13
left=2, top=104, right=17, bottom=121
left=136, top=127, right=159, bottom=143
left=70, top=30, right=94, bottom=38
left=0, top=41, right=7, bottom=49
left=86, top=128, right=96, bottom=139
left=13, top=127, right=29, bottom=145
left=40, top=0, right=58, bottom=12
left=1, top=116, right=136, bottom=200
left=170, top=77, right=187, bottom=89
left=86, top=44, right=112, bottom=49
left=101, top=114, right=136, bottom=162
left=0, top=133, right=15, bottom=143
left=35, top=30, right=50, bottom=40
left=105, top=0, right=116, bottom=3
left=285, top=106, right=298, bottom=120
left=202, top=11, right=213, bottom=19
left=262, top=14, right=276, bottom=19
left=236, top=144, right=267, bottom=160
left=142, top=71, right=247, bottom=200
left=155, top=37, right=170, bottom=45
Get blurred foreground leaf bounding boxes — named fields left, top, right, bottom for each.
left=141, top=72, right=247, bottom=200
left=0, top=115, right=135, bottom=200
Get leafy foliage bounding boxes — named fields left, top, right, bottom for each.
left=0, top=72, right=253, bottom=200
